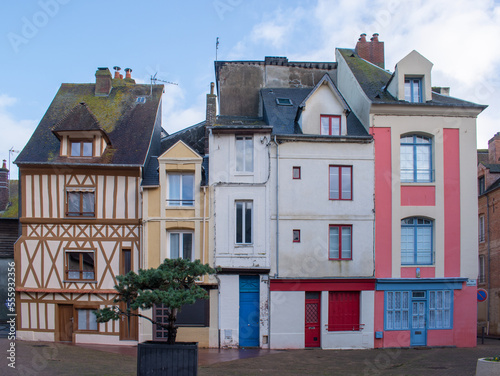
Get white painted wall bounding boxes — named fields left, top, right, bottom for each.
left=270, top=291, right=304, bottom=349
left=218, top=274, right=240, bottom=347
left=321, top=291, right=374, bottom=349
left=270, top=140, right=375, bottom=278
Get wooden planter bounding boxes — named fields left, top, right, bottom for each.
left=476, top=358, right=500, bottom=376
left=137, top=341, right=198, bottom=376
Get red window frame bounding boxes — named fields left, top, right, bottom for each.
left=320, top=115, right=342, bottom=135
left=329, top=225, right=352, bottom=260
left=293, top=229, right=301, bottom=243
left=328, top=291, right=361, bottom=331
left=329, top=165, right=352, bottom=200
left=293, top=166, right=301, bottom=179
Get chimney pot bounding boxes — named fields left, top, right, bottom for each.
left=2, top=160, right=7, bottom=170
left=95, top=67, right=112, bottom=96
left=113, top=66, right=121, bottom=79
left=355, top=33, right=384, bottom=69
left=125, top=68, right=132, bottom=79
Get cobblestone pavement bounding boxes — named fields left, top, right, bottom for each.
left=1, top=337, right=500, bottom=375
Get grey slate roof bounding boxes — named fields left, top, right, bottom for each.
left=15, top=82, right=163, bottom=167
left=261, top=87, right=369, bottom=137
left=482, top=163, right=500, bottom=173
left=337, top=48, right=487, bottom=109
left=143, top=121, right=208, bottom=187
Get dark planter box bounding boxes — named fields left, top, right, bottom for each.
left=137, top=341, right=198, bottom=376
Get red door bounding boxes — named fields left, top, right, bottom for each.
left=305, top=292, right=321, bottom=347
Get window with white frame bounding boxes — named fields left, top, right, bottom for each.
left=400, top=135, right=432, bottom=183
left=385, top=291, right=410, bottom=330
left=401, top=217, right=433, bottom=265
left=235, top=201, right=252, bottom=244
left=428, top=290, right=452, bottom=329
left=169, top=232, right=193, bottom=260
left=329, top=225, right=352, bottom=260
left=479, top=215, right=485, bottom=242
left=329, top=165, right=352, bottom=200
left=77, top=308, right=98, bottom=331
left=236, top=136, right=253, bottom=172
left=404, top=77, right=422, bottom=103
left=167, top=173, right=194, bottom=206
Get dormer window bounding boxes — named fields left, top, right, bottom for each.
left=405, top=78, right=422, bottom=103
left=320, top=115, right=341, bottom=135
left=71, top=140, right=93, bottom=157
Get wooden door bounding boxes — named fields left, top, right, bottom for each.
left=119, top=301, right=138, bottom=341
left=305, top=292, right=321, bottom=348
left=239, top=275, right=260, bottom=347
left=59, top=305, right=74, bottom=342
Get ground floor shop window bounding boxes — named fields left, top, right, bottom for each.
left=154, top=296, right=209, bottom=340
left=327, top=291, right=360, bottom=331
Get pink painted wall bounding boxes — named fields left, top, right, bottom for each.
left=452, top=285, right=477, bottom=347
left=400, top=267, right=435, bottom=278
left=400, top=186, right=435, bottom=206
left=443, top=129, right=461, bottom=277
left=374, top=291, right=385, bottom=348
left=372, top=128, right=392, bottom=278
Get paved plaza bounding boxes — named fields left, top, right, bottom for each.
left=1, top=337, right=500, bottom=375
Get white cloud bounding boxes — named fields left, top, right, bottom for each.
left=161, top=85, right=205, bottom=135
left=0, top=94, right=37, bottom=179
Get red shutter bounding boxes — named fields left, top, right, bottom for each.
left=328, top=291, right=360, bottom=331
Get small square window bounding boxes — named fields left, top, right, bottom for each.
left=293, top=230, right=301, bottom=242
left=293, top=166, right=301, bottom=179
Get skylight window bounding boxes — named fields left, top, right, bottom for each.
left=136, top=96, right=146, bottom=104
left=276, top=98, right=292, bottom=106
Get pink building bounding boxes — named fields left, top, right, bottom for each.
left=336, top=35, right=486, bottom=347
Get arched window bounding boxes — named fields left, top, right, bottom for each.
left=401, top=217, right=433, bottom=265
left=400, top=135, right=432, bottom=183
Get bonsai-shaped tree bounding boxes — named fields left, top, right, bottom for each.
left=95, top=258, right=216, bottom=344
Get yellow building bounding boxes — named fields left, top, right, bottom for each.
left=141, top=125, right=218, bottom=347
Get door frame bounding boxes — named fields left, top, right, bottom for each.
left=305, top=292, right=321, bottom=348
left=410, top=296, right=427, bottom=346
left=57, top=304, right=74, bottom=342
left=239, top=275, right=260, bottom=347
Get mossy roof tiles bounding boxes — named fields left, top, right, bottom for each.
left=338, top=48, right=486, bottom=109
left=16, top=83, right=163, bottom=167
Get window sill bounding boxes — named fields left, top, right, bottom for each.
left=63, top=280, right=97, bottom=283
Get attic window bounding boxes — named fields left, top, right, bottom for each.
left=71, top=141, right=93, bottom=157
left=136, top=96, right=146, bottom=104
left=276, top=98, right=292, bottom=106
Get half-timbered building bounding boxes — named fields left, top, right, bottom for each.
left=14, top=68, right=163, bottom=344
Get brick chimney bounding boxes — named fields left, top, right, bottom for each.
left=113, top=66, right=122, bottom=79
left=355, top=33, right=385, bottom=69
left=488, top=132, right=500, bottom=164
left=205, top=82, right=217, bottom=154
left=95, top=67, right=112, bottom=96
left=0, top=160, right=9, bottom=211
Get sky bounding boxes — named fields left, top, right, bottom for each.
left=1, top=0, right=500, bottom=179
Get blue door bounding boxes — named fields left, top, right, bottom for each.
left=239, top=275, right=260, bottom=347
left=410, top=300, right=427, bottom=346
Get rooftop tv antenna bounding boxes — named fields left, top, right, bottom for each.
left=150, top=73, right=178, bottom=96
left=216, top=37, right=220, bottom=62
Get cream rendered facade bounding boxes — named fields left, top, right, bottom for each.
left=141, top=141, right=218, bottom=347
left=269, top=77, right=376, bottom=349
left=209, top=128, right=272, bottom=348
